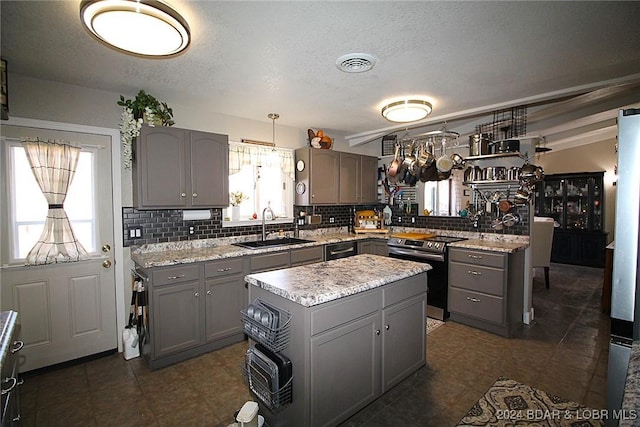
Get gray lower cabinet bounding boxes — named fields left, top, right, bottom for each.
left=448, top=248, right=524, bottom=337
left=250, top=251, right=290, bottom=273
left=358, top=239, right=389, bottom=256
left=204, top=258, right=246, bottom=343
left=139, top=258, right=247, bottom=370
left=290, top=246, right=324, bottom=267
left=247, top=272, right=427, bottom=427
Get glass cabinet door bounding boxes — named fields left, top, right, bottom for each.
left=564, top=177, right=589, bottom=230
left=592, top=179, right=603, bottom=231
left=541, top=179, right=564, bottom=227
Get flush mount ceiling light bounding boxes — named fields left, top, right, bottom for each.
left=335, top=53, right=377, bottom=73
left=80, top=0, right=190, bottom=57
left=381, top=99, right=433, bottom=123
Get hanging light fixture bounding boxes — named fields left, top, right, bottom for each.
left=381, top=99, right=433, bottom=123
left=80, top=0, right=191, bottom=57
left=268, top=113, right=279, bottom=149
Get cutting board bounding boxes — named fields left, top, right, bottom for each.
left=390, top=232, right=437, bottom=240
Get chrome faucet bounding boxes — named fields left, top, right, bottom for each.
left=262, top=205, right=274, bottom=241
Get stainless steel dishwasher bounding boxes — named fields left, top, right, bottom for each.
left=324, top=241, right=358, bottom=261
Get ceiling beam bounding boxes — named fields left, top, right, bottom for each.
left=346, top=73, right=640, bottom=147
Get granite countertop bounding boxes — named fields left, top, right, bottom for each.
left=245, top=253, right=432, bottom=307
left=131, top=227, right=529, bottom=268
left=0, top=311, right=18, bottom=373
left=131, top=232, right=377, bottom=269
left=448, top=238, right=529, bottom=254
left=620, top=341, right=640, bottom=424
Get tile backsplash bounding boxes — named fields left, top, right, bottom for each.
left=122, top=204, right=529, bottom=247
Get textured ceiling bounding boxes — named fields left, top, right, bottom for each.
left=2, top=1, right=640, bottom=145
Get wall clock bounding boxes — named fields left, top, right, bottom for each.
left=296, top=182, right=306, bottom=195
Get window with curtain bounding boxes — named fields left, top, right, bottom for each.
left=226, top=142, right=294, bottom=225
left=6, top=142, right=97, bottom=262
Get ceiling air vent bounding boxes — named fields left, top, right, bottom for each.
left=335, top=53, right=377, bottom=73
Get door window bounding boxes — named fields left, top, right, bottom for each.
left=7, top=144, right=97, bottom=261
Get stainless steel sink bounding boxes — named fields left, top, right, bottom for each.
left=233, top=237, right=315, bottom=249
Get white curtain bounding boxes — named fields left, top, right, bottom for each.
left=22, top=138, right=88, bottom=265
left=228, top=142, right=294, bottom=179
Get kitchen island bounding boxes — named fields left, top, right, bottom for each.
left=243, top=254, right=431, bottom=427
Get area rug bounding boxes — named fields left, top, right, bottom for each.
left=457, top=377, right=604, bottom=426
left=426, top=317, right=444, bottom=335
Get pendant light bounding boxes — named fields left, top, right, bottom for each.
left=268, top=113, right=279, bottom=149
left=80, top=0, right=191, bottom=57
left=381, top=99, right=433, bottom=123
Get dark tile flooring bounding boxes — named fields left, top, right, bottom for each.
left=20, top=263, right=609, bottom=426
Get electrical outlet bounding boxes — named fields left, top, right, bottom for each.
left=129, top=227, right=143, bottom=239
left=329, top=217, right=335, bottom=223
left=397, top=216, right=402, bottom=223
left=411, top=217, right=415, bottom=224
left=189, top=226, right=195, bottom=235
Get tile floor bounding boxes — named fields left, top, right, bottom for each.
left=19, top=262, right=609, bottom=427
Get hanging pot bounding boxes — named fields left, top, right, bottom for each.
left=450, top=153, right=465, bottom=169
left=469, top=133, right=492, bottom=156
left=420, top=162, right=439, bottom=182
left=387, top=144, right=401, bottom=177
left=436, top=139, right=453, bottom=173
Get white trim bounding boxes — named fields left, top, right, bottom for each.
left=3, top=116, right=125, bottom=352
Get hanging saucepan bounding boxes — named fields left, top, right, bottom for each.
left=387, top=144, right=401, bottom=177
left=513, top=185, right=531, bottom=205
left=437, top=168, right=452, bottom=181
left=498, top=199, right=513, bottom=213
left=520, top=162, right=544, bottom=184
left=469, top=133, right=492, bottom=156
left=491, top=139, right=520, bottom=154
left=450, top=153, right=465, bottom=169
left=436, top=139, right=453, bottom=173
left=419, top=162, right=438, bottom=182
left=417, top=141, right=435, bottom=169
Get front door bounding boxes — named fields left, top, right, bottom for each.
left=1, top=124, right=117, bottom=372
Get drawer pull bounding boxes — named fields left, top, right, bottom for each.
left=216, top=267, right=232, bottom=272
left=194, top=292, right=199, bottom=297
left=1, top=377, right=17, bottom=395
left=466, top=296, right=481, bottom=303
left=206, top=290, right=212, bottom=295
left=167, top=274, right=186, bottom=280
left=467, top=270, right=482, bottom=276
left=11, top=341, right=24, bottom=354
left=468, top=254, right=483, bottom=259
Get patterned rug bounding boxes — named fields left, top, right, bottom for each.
left=457, top=377, right=604, bottom=426
left=426, top=317, right=444, bottom=334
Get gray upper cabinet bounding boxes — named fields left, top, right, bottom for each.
left=296, top=147, right=378, bottom=205
left=133, top=125, right=229, bottom=209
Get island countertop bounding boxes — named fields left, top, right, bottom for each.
left=244, top=253, right=432, bottom=307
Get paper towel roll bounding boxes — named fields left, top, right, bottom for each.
left=182, top=209, right=212, bottom=221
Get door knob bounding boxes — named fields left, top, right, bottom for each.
left=102, top=259, right=112, bottom=268
left=101, top=244, right=111, bottom=253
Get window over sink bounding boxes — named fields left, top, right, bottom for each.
left=224, top=141, right=294, bottom=226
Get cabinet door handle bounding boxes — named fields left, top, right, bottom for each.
left=181, top=193, right=187, bottom=197
left=467, top=270, right=482, bottom=276
left=167, top=274, right=186, bottom=280
left=385, top=325, right=390, bottom=330
left=375, top=329, right=381, bottom=336
left=206, top=290, right=212, bottom=295
left=468, top=254, right=483, bottom=259
left=11, top=341, right=24, bottom=354
left=466, top=296, right=481, bottom=303
left=192, top=193, right=198, bottom=197
left=217, top=267, right=232, bottom=272
left=194, top=292, right=199, bottom=297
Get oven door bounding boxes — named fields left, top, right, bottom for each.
left=388, top=247, right=449, bottom=320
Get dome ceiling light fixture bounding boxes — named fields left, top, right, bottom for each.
left=335, top=53, right=377, bottom=73
left=381, top=99, right=433, bottom=123
left=80, top=0, right=191, bottom=58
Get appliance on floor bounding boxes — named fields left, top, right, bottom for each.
left=606, top=108, right=640, bottom=425
left=387, top=233, right=467, bottom=320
